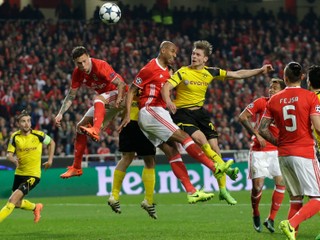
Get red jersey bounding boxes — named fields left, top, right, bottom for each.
left=245, top=97, right=278, bottom=151
left=133, top=58, right=170, bottom=109
left=264, top=87, right=320, bottom=158
left=71, top=58, right=123, bottom=94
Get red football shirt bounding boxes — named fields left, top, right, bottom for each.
left=71, top=58, right=123, bottom=94
left=133, top=58, right=170, bottom=109
left=245, top=97, right=278, bottom=151
left=263, top=87, right=320, bottom=158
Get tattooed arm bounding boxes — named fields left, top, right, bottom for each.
left=55, top=88, right=77, bottom=127
left=258, top=117, right=278, bottom=146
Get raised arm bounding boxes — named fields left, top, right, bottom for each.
left=226, top=64, right=274, bottom=79
left=55, top=88, right=77, bottom=127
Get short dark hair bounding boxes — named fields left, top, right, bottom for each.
left=193, top=40, right=213, bottom=57
left=308, top=65, right=320, bottom=89
left=271, top=78, right=286, bottom=90
left=15, top=110, right=30, bottom=122
left=284, top=62, right=303, bottom=83
left=71, top=46, right=88, bottom=60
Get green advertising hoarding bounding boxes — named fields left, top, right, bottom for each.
left=0, top=162, right=274, bottom=198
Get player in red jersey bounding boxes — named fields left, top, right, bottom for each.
left=259, top=62, right=320, bottom=240
left=119, top=41, right=233, bottom=203
left=55, top=46, right=127, bottom=178
left=240, top=78, right=286, bottom=233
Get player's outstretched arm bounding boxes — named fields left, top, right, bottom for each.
left=226, top=64, right=274, bottom=79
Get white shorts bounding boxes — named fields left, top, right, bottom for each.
left=279, top=156, right=320, bottom=197
left=248, top=150, right=281, bottom=179
left=138, top=106, right=179, bottom=147
left=84, top=90, right=124, bottom=127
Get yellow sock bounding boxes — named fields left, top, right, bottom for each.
left=218, top=174, right=227, bottom=189
left=142, top=168, right=155, bottom=204
left=20, top=199, right=36, bottom=211
left=201, top=143, right=224, bottom=164
left=112, top=170, right=126, bottom=201
left=0, top=202, right=15, bottom=223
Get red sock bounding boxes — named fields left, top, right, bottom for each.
left=251, top=190, right=262, bottom=216
left=93, top=101, right=105, bottom=131
left=268, top=185, right=285, bottom=220
left=181, top=137, right=215, bottom=172
left=290, top=198, right=320, bottom=229
left=288, top=200, right=303, bottom=233
left=169, top=154, right=196, bottom=194
left=73, top=133, right=87, bottom=169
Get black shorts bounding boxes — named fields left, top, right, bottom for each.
left=172, top=107, right=219, bottom=139
left=12, top=175, right=40, bottom=195
left=119, top=120, right=156, bottom=156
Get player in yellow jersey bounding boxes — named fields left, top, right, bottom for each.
left=108, top=95, right=157, bottom=219
left=162, top=40, right=273, bottom=205
left=306, top=65, right=320, bottom=240
left=0, top=110, right=55, bottom=223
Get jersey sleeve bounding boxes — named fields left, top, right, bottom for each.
left=168, top=69, right=183, bottom=87
left=100, top=61, right=119, bottom=82
left=310, top=93, right=320, bottom=115
left=206, top=67, right=227, bottom=80
left=263, top=100, right=273, bottom=120
left=71, top=68, right=82, bottom=89
left=7, top=133, right=17, bottom=153
left=133, top=67, right=151, bottom=89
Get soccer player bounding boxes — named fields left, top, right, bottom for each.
left=55, top=46, right=127, bottom=178
left=108, top=95, right=157, bottom=219
left=119, top=41, right=233, bottom=203
left=239, top=78, right=286, bottom=233
left=0, top=110, right=55, bottom=223
left=258, top=62, right=320, bottom=240
left=161, top=40, right=274, bottom=205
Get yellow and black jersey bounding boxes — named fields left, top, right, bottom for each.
left=168, top=66, right=227, bottom=108
left=7, top=129, right=52, bottom=178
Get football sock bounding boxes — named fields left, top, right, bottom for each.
left=182, top=137, right=216, bottom=172
left=20, top=199, right=36, bottom=211
left=169, top=154, right=196, bottom=194
left=201, top=143, right=224, bottom=164
left=251, top=190, right=262, bottom=216
left=268, top=185, right=285, bottom=221
left=142, top=168, right=155, bottom=204
left=73, top=133, right=87, bottom=169
left=93, top=100, right=105, bottom=132
left=0, top=202, right=15, bottom=223
left=201, top=143, right=226, bottom=188
left=112, top=169, right=126, bottom=201
left=289, top=198, right=320, bottom=229
left=288, top=199, right=303, bottom=234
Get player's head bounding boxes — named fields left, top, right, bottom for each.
left=191, top=40, right=213, bottom=69
left=72, top=46, right=91, bottom=73
left=307, top=65, right=320, bottom=90
left=15, top=110, right=31, bottom=132
left=269, top=78, right=285, bottom=97
left=284, top=62, right=303, bottom=84
left=158, top=41, right=177, bottom=66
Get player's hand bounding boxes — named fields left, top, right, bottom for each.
left=118, top=115, right=130, bottom=133
left=261, top=64, right=274, bottom=74
left=55, top=114, right=63, bottom=127
left=115, top=98, right=123, bottom=108
left=43, top=161, right=52, bottom=170
left=166, top=101, right=177, bottom=114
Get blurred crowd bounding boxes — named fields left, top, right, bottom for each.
left=0, top=1, right=320, bottom=158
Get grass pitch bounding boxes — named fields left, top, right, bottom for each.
left=0, top=190, right=318, bottom=240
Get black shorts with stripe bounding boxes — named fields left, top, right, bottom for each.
left=171, top=107, right=219, bottom=139
left=119, top=120, right=156, bottom=156
left=12, top=175, right=40, bottom=195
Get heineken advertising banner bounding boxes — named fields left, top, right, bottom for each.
left=0, top=162, right=274, bottom=198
